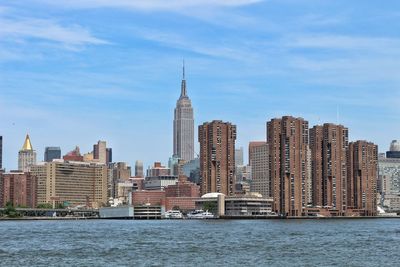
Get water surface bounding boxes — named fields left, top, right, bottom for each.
left=1, top=219, right=399, bottom=266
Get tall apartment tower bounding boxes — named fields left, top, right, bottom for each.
left=0, top=136, right=2, bottom=170
left=93, top=140, right=111, bottom=164
left=199, top=120, right=237, bottom=196
left=135, top=160, right=144, bottom=177
left=173, top=63, right=194, bottom=162
left=267, top=116, right=309, bottom=217
left=18, top=134, right=37, bottom=172
left=249, top=141, right=270, bottom=197
left=310, top=124, right=349, bottom=214
left=44, top=147, right=61, bottom=162
left=347, top=141, right=378, bottom=216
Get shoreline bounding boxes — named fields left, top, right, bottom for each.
left=1, top=216, right=399, bottom=221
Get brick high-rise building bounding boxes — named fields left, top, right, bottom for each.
left=173, top=63, right=195, bottom=162
left=18, top=134, right=37, bottom=172
left=249, top=141, right=270, bottom=197
left=199, top=120, right=236, bottom=196
left=0, top=136, right=3, bottom=170
left=0, top=171, right=37, bottom=208
left=267, top=116, right=309, bottom=216
left=347, top=141, right=378, bottom=216
left=310, top=124, right=348, bottom=214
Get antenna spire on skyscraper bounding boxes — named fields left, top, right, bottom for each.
left=183, top=59, right=185, bottom=80
left=180, top=60, right=187, bottom=97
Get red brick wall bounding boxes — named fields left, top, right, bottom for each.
left=132, top=190, right=166, bottom=206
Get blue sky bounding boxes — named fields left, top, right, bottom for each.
left=1, top=0, right=400, bottom=170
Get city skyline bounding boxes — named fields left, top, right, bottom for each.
left=1, top=1, right=400, bottom=170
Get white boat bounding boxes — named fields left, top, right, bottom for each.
left=187, top=210, right=214, bottom=219
left=164, top=210, right=183, bottom=219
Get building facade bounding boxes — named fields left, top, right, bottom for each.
left=18, top=134, right=37, bottom=172
left=249, top=141, right=270, bottom=197
left=44, top=147, right=61, bottom=162
left=0, top=171, right=37, bottom=208
left=267, top=116, right=309, bottom=216
left=135, top=160, right=144, bottom=177
left=310, top=124, right=348, bottom=214
left=173, top=64, right=194, bottom=162
left=347, top=141, right=378, bottom=216
left=386, top=140, right=400, bottom=159
left=31, top=161, right=108, bottom=208
left=199, top=120, right=237, bottom=196
left=0, top=136, right=2, bottom=170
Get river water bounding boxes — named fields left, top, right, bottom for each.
left=0, top=219, right=399, bottom=266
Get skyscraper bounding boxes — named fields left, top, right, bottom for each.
left=249, top=141, right=270, bottom=197
left=18, top=134, right=37, bottom=172
left=347, top=141, right=378, bottom=216
left=267, top=116, right=310, bottom=216
left=93, top=140, right=107, bottom=164
left=310, top=124, right=348, bottom=214
left=0, top=136, right=2, bottom=170
left=173, top=63, right=194, bottom=162
left=135, top=160, right=144, bottom=177
left=235, top=147, right=244, bottom=167
left=199, top=120, right=236, bottom=196
left=44, top=147, right=61, bottom=162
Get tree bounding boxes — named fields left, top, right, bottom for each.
left=37, top=203, right=52, bottom=209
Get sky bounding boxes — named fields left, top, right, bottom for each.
left=1, top=0, right=400, bottom=170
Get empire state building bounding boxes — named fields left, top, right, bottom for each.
left=173, top=63, right=194, bottom=162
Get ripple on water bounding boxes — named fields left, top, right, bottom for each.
left=1, top=219, right=400, bottom=266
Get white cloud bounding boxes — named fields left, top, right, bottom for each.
left=0, top=17, right=108, bottom=48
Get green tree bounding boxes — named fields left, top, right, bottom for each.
left=37, top=203, right=52, bottom=209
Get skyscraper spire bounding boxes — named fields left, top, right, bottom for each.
left=183, top=59, right=185, bottom=80
left=181, top=60, right=187, bottom=97
left=22, top=134, right=33, bottom=151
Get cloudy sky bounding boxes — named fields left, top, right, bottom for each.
left=1, top=0, right=400, bottom=170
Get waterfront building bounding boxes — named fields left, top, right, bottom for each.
left=44, top=147, right=61, bottom=162
left=199, top=120, right=237, bottom=196
left=18, top=134, right=37, bottom=172
left=135, top=160, right=144, bottom=177
left=132, top=190, right=166, bottom=206
left=378, top=149, right=400, bottom=212
left=0, top=136, right=2, bottom=170
left=0, top=171, right=37, bottom=208
left=165, top=175, right=200, bottom=198
left=310, top=124, right=349, bottom=214
left=164, top=175, right=200, bottom=211
left=173, top=63, right=195, bottom=162
left=347, top=141, right=378, bottom=216
left=30, top=161, right=108, bottom=208
left=267, top=116, right=309, bottom=216
left=387, top=140, right=400, bottom=158
left=63, top=146, right=84, bottom=162
left=195, top=193, right=274, bottom=217
left=249, top=141, right=270, bottom=197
